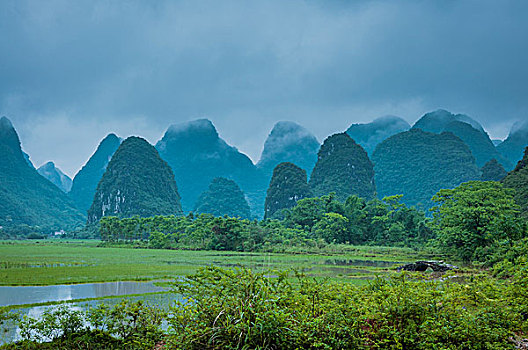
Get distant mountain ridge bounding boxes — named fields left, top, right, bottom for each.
left=69, top=134, right=121, bottom=212
left=346, top=116, right=410, bottom=155
left=0, top=117, right=85, bottom=233
left=412, top=110, right=512, bottom=169
left=373, top=128, right=480, bottom=208
left=497, top=121, right=528, bottom=167
left=156, top=119, right=266, bottom=216
left=412, top=109, right=485, bottom=134
left=37, top=162, right=73, bottom=192
left=257, top=121, right=319, bottom=178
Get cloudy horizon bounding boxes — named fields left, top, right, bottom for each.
left=2, top=0, right=527, bottom=177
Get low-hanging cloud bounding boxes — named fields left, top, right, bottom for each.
left=1, top=0, right=527, bottom=176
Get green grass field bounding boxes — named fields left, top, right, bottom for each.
left=0, top=240, right=433, bottom=286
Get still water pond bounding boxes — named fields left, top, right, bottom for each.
left=1, top=293, right=176, bottom=345
left=0, top=281, right=168, bottom=307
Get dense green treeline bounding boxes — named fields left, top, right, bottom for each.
left=98, top=180, right=528, bottom=266
left=99, top=192, right=432, bottom=251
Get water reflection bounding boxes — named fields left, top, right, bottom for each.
left=0, top=281, right=168, bottom=307
left=1, top=293, right=176, bottom=345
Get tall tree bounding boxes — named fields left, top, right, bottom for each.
left=432, top=181, right=525, bottom=262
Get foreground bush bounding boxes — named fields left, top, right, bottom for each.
left=167, top=266, right=525, bottom=349
left=3, top=266, right=527, bottom=349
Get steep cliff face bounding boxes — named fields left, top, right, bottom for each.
left=37, top=162, right=72, bottom=192
left=372, top=129, right=480, bottom=208
left=194, top=177, right=251, bottom=219
left=156, top=119, right=266, bottom=216
left=0, top=117, right=84, bottom=232
left=264, top=162, right=312, bottom=219
left=309, top=133, right=376, bottom=202
left=87, top=136, right=182, bottom=223
left=70, top=133, right=121, bottom=212
left=346, top=116, right=410, bottom=155
left=257, top=121, right=319, bottom=177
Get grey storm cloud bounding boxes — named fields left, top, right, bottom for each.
left=1, top=0, right=527, bottom=176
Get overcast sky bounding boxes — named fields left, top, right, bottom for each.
left=1, top=0, right=527, bottom=177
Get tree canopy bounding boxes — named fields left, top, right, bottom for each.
left=432, top=181, right=526, bottom=262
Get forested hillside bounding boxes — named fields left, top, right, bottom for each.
left=0, top=117, right=85, bottom=235
left=373, top=129, right=480, bottom=208
left=88, top=136, right=182, bottom=223
left=309, top=133, right=376, bottom=202
left=156, top=119, right=266, bottom=216
left=194, top=177, right=251, bottom=219
left=69, top=133, right=121, bottom=212
left=264, top=162, right=312, bottom=219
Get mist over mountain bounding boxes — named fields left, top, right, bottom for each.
left=502, top=146, right=528, bottom=216
left=412, top=110, right=512, bottom=169
left=0, top=117, right=85, bottom=233
left=497, top=121, right=528, bottom=166
left=346, top=116, right=410, bottom=155
left=372, top=129, right=480, bottom=208
left=37, top=162, right=72, bottom=193
left=257, top=121, right=319, bottom=178
left=156, top=119, right=266, bottom=216
left=264, top=162, right=312, bottom=219
left=412, top=109, right=485, bottom=134
left=309, top=133, right=375, bottom=202
left=194, top=177, right=251, bottom=219
left=69, top=134, right=121, bottom=212
left=88, top=136, right=182, bottom=223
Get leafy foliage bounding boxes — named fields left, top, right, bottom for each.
left=194, top=177, right=251, bottom=219
left=0, top=117, right=85, bottom=236
left=502, top=147, right=528, bottom=216
left=69, top=133, right=121, bottom=212
left=432, top=181, right=527, bottom=262
left=166, top=266, right=526, bottom=349
left=87, top=136, right=183, bottom=223
left=373, top=128, right=480, bottom=209
left=264, top=162, right=312, bottom=219
left=309, top=133, right=376, bottom=202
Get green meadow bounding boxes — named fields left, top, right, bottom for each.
left=0, top=240, right=432, bottom=286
